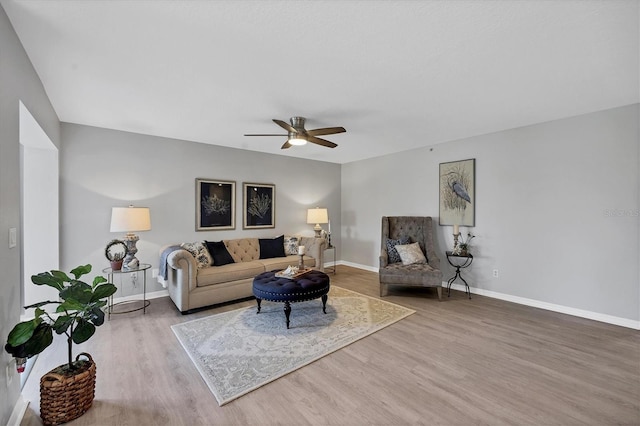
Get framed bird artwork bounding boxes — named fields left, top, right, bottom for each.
left=439, top=159, right=475, bottom=227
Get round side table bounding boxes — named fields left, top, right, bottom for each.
left=102, top=263, right=151, bottom=318
left=445, top=251, right=473, bottom=299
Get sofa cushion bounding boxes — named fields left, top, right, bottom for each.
left=196, top=261, right=266, bottom=287
left=180, top=242, right=212, bottom=268
left=395, top=242, right=427, bottom=265
left=204, top=240, right=235, bottom=266
left=259, top=235, right=286, bottom=259
left=386, top=237, right=410, bottom=263
left=225, top=239, right=260, bottom=262
left=283, top=235, right=300, bottom=255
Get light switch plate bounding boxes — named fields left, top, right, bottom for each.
left=9, top=228, right=17, bottom=248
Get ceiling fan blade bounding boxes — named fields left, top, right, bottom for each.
left=307, top=127, right=346, bottom=137
left=244, top=134, right=287, bottom=136
left=308, top=135, right=337, bottom=148
left=273, top=119, right=297, bottom=133
left=281, top=141, right=292, bottom=149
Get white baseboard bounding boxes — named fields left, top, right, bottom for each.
left=8, top=395, right=29, bottom=426
left=445, top=282, right=640, bottom=330
left=336, top=262, right=640, bottom=330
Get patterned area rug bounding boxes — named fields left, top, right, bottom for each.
left=171, top=286, right=415, bottom=405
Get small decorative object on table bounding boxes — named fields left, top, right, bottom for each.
left=275, top=265, right=312, bottom=279
left=297, top=245, right=306, bottom=269
left=105, top=239, right=128, bottom=271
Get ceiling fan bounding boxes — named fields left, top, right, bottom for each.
left=244, top=116, right=346, bottom=149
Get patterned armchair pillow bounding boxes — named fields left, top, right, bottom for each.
left=385, top=237, right=410, bottom=263
left=394, top=242, right=427, bottom=266
left=180, top=242, right=212, bottom=268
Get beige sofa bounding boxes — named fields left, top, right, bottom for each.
left=161, top=236, right=326, bottom=313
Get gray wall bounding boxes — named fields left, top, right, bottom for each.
left=341, top=104, right=639, bottom=324
left=60, top=123, right=341, bottom=294
left=0, top=5, right=60, bottom=424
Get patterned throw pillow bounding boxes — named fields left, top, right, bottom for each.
left=284, top=236, right=299, bottom=255
left=180, top=242, right=212, bottom=269
left=394, top=242, right=427, bottom=266
left=386, top=237, right=410, bottom=263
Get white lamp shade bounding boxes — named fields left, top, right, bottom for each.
left=307, top=208, right=328, bottom=224
left=110, top=206, right=151, bottom=233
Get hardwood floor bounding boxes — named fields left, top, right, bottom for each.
left=20, top=266, right=640, bottom=425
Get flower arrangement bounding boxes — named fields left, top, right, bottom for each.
left=454, top=232, right=475, bottom=255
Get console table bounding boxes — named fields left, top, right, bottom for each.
left=445, top=251, right=473, bottom=299
left=102, top=263, right=151, bottom=318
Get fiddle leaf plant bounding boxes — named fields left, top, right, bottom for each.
left=4, top=264, right=116, bottom=372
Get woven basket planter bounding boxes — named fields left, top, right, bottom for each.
left=39, top=352, right=96, bottom=426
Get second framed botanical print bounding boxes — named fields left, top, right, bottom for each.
left=196, top=178, right=235, bottom=231
left=243, top=183, right=275, bottom=229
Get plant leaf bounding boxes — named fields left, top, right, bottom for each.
left=93, top=275, right=108, bottom=287
left=52, top=315, right=74, bottom=334
left=31, top=273, right=64, bottom=290
left=60, top=281, right=93, bottom=304
left=89, top=306, right=105, bottom=326
left=70, top=264, right=92, bottom=279
left=23, top=323, right=53, bottom=356
left=56, top=299, right=85, bottom=313
left=72, top=319, right=95, bottom=344
left=7, top=320, right=38, bottom=346
left=51, top=270, right=71, bottom=283
left=90, top=283, right=117, bottom=302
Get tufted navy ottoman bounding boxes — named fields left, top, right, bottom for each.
left=252, top=270, right=330, bottom=329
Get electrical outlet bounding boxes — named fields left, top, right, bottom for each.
left=493, top=269, right=499, bottom=278
left=152, top=269, right=158, bottom=278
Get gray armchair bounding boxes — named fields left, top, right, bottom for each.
left=379, top=216, right=443, bottom=299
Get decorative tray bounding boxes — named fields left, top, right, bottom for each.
left=275, top=267, right=313, bottom=279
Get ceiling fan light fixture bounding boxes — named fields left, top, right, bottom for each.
left=288, top=137, right=307, bottom=146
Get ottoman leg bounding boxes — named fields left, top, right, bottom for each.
left=321, top=294, right=328, bottom=314
left=284, top=301, right=291, bottom=329
left=256, top=298, right=261, bottom=314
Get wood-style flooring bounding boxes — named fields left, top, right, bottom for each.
left=20, top=266, right=640, bottom=425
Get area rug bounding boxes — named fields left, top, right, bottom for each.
left=171, top=286, right=414, bottom=405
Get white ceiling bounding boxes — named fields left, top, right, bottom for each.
left=2, top=0, right=638, bottom=164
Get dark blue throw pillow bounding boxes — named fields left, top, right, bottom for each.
left=386, top=237, right=410, bottom=263
left=259, top=235, right=286, bottom=259
left=205, top=241, right=235, bottom=266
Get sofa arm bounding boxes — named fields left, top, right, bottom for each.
left=299, top=236, right=327, bottom=272
left=166, top=249, right=198, bottom=312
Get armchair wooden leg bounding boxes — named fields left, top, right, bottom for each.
left=380, top=284, right=388, bottom=297
left=436, top=286, right=442, bottom=300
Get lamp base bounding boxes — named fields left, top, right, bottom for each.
left=122, top=233, right=139, bottom=269
left=313, top=224, right=322, bottom=238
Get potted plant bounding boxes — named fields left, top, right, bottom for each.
left=105, top=239, right=128, bottom=271
left=4, top=264, right=116, bottom=426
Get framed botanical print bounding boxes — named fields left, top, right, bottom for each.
left=243, top=182, right=275, bottom=229
left=439, top=159, right=475, bottom=226
left=196, top=178, right=235, bottom=231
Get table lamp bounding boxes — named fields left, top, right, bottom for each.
left=110, top=205, right=151, bottom=269
left=307, top=207, right=328, bottom=238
